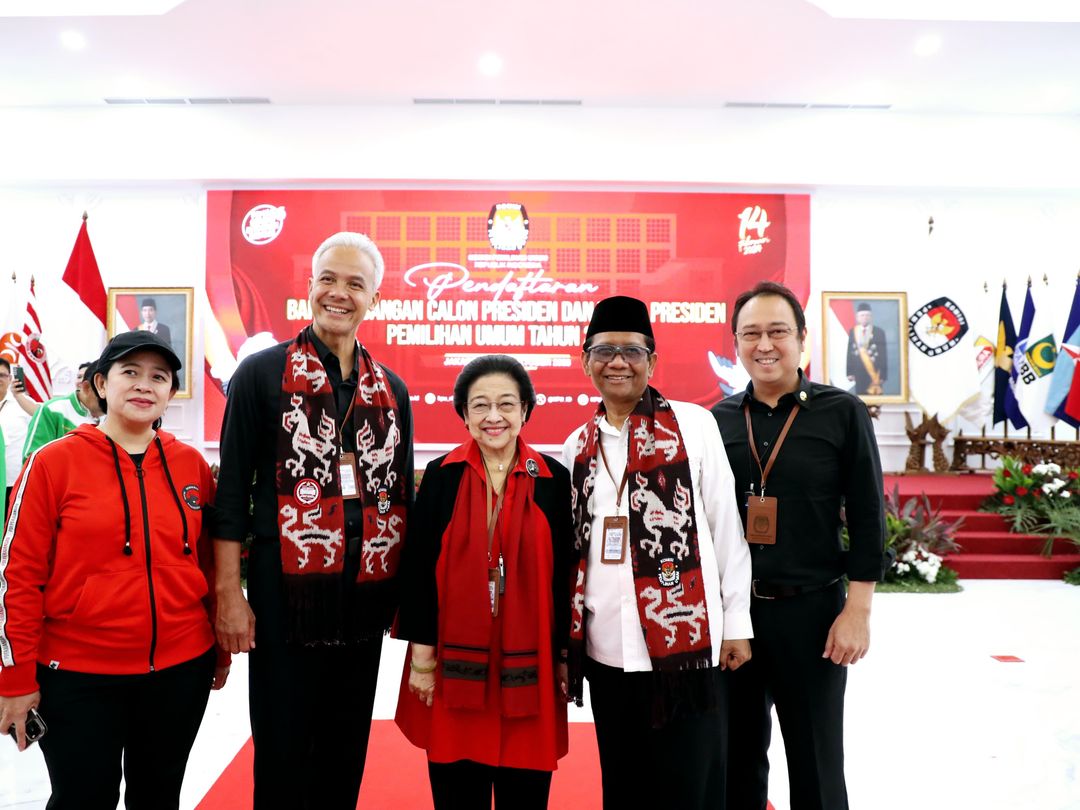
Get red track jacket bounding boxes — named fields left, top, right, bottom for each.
left=0, top=424, right=227, bottom=696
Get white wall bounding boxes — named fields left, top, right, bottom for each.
left=2, top=104, right=1078, bottom=470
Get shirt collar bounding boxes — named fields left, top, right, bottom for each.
left=307, top=326, right=358, bottom=379
left=443, top=437, right=552, bottom=479
left=739, top=369, right=815, bottom=410
left=70, top=391, right=89, bottom=417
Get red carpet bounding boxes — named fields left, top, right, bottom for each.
left=197, top=720, right=775, bottom=809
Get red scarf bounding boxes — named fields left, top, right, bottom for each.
left=438, top=439, right=552, bottom=718
left=568, top=388, right=712, bottom=705
left=276, top=328, right=408, bottom=643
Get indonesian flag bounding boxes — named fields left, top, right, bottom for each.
left=0, top=277, right=52, bottom=401
left=59, top=214, right=108, bottom=352
left=824, top=297, right=857, bottom=393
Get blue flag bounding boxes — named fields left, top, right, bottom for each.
left=993, top=284, right=1026, bottom=429
left=1046, top=277, right=1080, bottom=427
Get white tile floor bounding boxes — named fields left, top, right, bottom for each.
left=2, top=580, right=1078, bottom=809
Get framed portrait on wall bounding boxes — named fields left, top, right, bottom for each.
left=821, top=291, right=908, bottom=405
left=106, top=287, right=194, bottom=398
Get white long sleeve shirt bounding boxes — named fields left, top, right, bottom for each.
left=562, top=399, right=752, bottom=671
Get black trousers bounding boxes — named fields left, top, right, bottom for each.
left=247, top=541, right=384, bottom=810
left=36, top=647, right=215, bottom=810
left=427, top=759, right=552, bottom=810
left=726, top=579, right=849, bottom=810
left=586, top=658, right=728, bottom=810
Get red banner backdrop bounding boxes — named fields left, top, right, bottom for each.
left=205, top=189, right=810, bottom=447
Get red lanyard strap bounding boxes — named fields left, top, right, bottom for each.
left=743, top=403, right=799, bottom=495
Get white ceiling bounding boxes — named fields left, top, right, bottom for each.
left=2, top=0, right=1079, bottom=115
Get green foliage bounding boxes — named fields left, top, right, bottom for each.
left=877, top=578, right=963, bottom=594
left=1064, top=566, right=1080, bottom=586
left=982, top=457, right=1080, bottom=556
left=845, top=485, right=963, bottom=587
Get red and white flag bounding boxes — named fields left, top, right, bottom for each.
left=0, top=277, right=52, bottom=401
left=61, top=213, right=108, bottom=351
left=63, top=215, right=106, bottom=326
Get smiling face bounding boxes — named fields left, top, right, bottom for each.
left=308, top=244, right=381, bottom=344
left=734, top=294, right=805, bottom=401
left=464, top=372, right=525, bottom=462
left=581, top=331, right=656, bottom=412
left=96, top=349, right=176, bottom=428
left=141, top=305, right=157, bottom=324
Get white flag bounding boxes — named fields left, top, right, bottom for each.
left=1013, top=284, right=1057, bottom=433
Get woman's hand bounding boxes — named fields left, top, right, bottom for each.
left=0, top=691, right=41, bottom=752
left=408, top=643, right=437, bottom=708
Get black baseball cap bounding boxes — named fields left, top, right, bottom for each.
left=96, top=330, right=181, bottom=373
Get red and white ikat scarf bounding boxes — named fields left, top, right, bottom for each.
left=568, top=387, right=712, bottom=701
left=276, top=328, right=408, bottom=643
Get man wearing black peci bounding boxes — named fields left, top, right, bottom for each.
left=212, top=232, right=414, bottom=810
left=712, top=281, right=886, bottom=810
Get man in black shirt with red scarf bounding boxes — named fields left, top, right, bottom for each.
left=213, top=232, right=414, bottom=809
left=712, top=281, right=886, bottom=810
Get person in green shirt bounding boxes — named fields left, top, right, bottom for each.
left=21, top=361, right=104, bottom=461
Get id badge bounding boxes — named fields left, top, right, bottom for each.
left=488, top=567, right=501, bottom=616
left=338, top=452, right=360, bottom=500
left=746, top=495, right=778, bottom=545
left=601, top=516, right=628, bottom=563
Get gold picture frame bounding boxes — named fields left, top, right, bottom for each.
left=106, top=287, right=194, bottom=398
left=821, top=291, right=908, bottom=405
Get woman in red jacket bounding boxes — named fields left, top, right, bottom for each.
left=0, top=330, right=229, bottom=810
left=395, top=355, right=576, bottom=810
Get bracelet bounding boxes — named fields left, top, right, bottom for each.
left=410, top=659, right=437, bottom=674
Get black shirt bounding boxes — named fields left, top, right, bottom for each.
left=711, top=372, right=885, bottom=587
left=213, top=326, right=414, bottom=543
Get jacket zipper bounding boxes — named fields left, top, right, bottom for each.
left=135, top=466, right=159, bottom=672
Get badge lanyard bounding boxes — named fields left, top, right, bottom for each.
left=337, top=397, right=360, bottom=500
left=596, top=433, right=630, bottom=564
left=742, top=403, right=799, bottom=545
left=481, top=451, right=516, bottom=616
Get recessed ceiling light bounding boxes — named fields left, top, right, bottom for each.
left=1, top=1, right=186, bottom=15
left=807, top=0, right=1080, bottom=22
left=59, top=29, right=86, bottom=51
left=478, top=52, right=503, bottom=77
left=913, top=33, right=942, bottom=57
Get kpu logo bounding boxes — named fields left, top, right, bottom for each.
left=737, top=206, right=771, bottom=255
left=487, top=203, right=529, bottom=251
left=909, top=297, right=969, bottom=356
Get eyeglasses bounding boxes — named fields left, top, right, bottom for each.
left=735, top=327, right=798, bottom=344
left=587, top=344, right=652, bottom=364
left=468, top=399, right=522, bottom=417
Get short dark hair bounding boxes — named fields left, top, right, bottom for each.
left=452, top=355, right=536, bottom=422
left=0, top=358, right=9, bottom=372
left=731, top=281, right=806, bottom=335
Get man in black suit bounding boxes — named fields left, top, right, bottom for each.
left=138, top=297, right=172, bottom=348
left=846, top=303, right=887, bottom=395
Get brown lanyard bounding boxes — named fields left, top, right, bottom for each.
left=743, top=403, right=799, bottom=498
left=596, top=432, right=630, bottom=509
left=337, top=397, right=355, bottom=449
left=481, top=451, right=516, bottom=563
